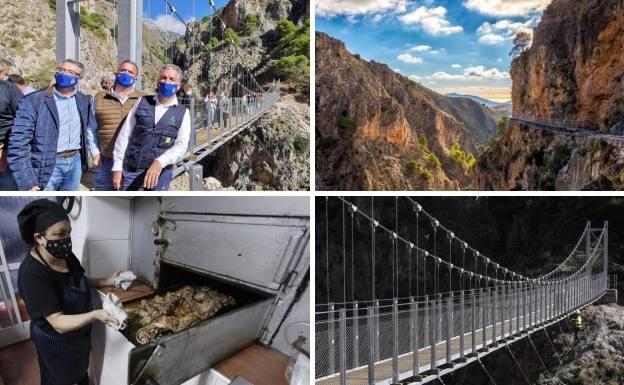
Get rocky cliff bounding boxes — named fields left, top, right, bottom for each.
left=512, top=0, right=624, bottom=131
left=476, top=0, right=624, bottom=191
left=316, top=32, right=498, bottom=191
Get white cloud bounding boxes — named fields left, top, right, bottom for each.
left=429, top=66, right=510, bottom=80
left=316, top=0, right=408, bottom=17
left=397, top=53, right=423, bottom=64
left=476, top=19, right=535, bottom=45
left=409, top=74, right=423, bottom=81
left=464, top=0, right=551, bottom=17
left=409, top=45, right=432, bottom=52
left=451, top=64, right=462, bottom=69
left=463, top=65, right=510, bottom=79
left=432, top=72, right=466, bottom=80
left=393, top=68, right=402, bottom=73
left=151, top=14, right=187, bottom=35
left=429, top=48, right=446, bottom=55
left=399, top=6, right=463, bottom=36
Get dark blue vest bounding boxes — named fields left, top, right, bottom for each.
left=123, top=95, right=187, bottom=170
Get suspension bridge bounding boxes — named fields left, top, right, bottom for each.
left=53, top=0, right=282, bottom=189
left=509, top=116, right=624, bottom=140
left=315, top=197, right=617, bottom=385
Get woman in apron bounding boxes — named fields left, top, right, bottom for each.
left=17, top=199, right=120, bottom=385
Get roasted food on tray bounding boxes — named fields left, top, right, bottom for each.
left=127, top=285, right=236, bottom=344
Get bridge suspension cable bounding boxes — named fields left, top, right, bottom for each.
left=316, top=196, right=610, bottom=385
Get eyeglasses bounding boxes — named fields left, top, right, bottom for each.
left=56, top=67, right=81, bottom=77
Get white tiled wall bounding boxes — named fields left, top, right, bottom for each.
left=83, top=198, right=132, bottom=278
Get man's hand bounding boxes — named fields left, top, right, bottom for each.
left=92, top=154, right=101, bottom=168
left=143, top=160, right=163, bottom=190
left=0, top=146, right=6, bottom=172
left=112, top=171, right=122, bottom=191
left=29, top=185, right=41, bottom=191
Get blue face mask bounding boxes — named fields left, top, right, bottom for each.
left=116, top=72, right=135, bottom=87
left=158, top=82, right=178, bottom=98
left=55, top=72, right=79, bottom=89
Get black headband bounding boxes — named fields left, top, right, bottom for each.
left=17, top=199, right=69, bottom=244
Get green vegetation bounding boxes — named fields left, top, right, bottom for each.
left=337, top=115, right=356, bottom=135
left=293, top=135, right=309, bottom=156
left=223, top=27, right=241, bottom=46
left=426, top=153, right=442, bottom=169
left=268, top=55, right=309, bottom=85
left=267, top=19, right=310, bottom=94
left=80, top=9, right=108, bottom=40
left=242, top=14, right=259, bottom=35
left=151, top=49, right=172, bottom=64
left=497, top=117, right=508, bottom=136
left=536, top=145, right=572, bottom=190
left=406, top=160, right=432, bottom=181
left=418, top=136, right=429, bottom=149
left=449, top=143, right=476, bottom=169
left=203, top=37, right=222, bottom=52
left=276, top=19, right=309, bottom=57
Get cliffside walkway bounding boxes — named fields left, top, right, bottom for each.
left=510, top=116, right=624, bottom=140
left=316, top=197, right=614, bottom=385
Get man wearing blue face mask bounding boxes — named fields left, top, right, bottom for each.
left=88, top=60, right=143, bottom=190
left=8, top=59, right=97, bottom=191
left=112, top=64, right=190, bottom=190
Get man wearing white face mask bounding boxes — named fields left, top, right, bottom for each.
left=88, top=60, right=143, bottom=191
left=112, top=64, right=190, bottom=191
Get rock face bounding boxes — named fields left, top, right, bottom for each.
left=316, top=32, right=499, bottom=191
left=476, top=121, right=624, bottom=190
left=174, top=0, right=308, bottom=95
left=201, top=93, right=310, bottom=191
left=512, top=0, right=624, bottom=131
left=477, top=0, right=624, bottom=190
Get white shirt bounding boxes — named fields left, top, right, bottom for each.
left=112, top=95, right=191, bottom=171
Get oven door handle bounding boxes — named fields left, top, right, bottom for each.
left=130, top=344, right=165, bottom=385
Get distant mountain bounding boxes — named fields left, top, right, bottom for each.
left=491, top=101, right=513, bottom=117
left=422, top=88, right=501, bottom=144
left=446, top=93, right=503, bottom=108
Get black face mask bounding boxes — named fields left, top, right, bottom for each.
left=43, top=236, right=72, bottom=260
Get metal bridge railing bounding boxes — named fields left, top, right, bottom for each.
left=316, top=223, right=609, bottom=385
left=173, top=81, right=281, bottom=178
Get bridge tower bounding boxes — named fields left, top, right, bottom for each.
left=55, top=0, right=143, bottom=88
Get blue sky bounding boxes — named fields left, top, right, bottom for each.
left=317, top=0, right=552, bottom=102
left=143, top=0, right=230, bottom=34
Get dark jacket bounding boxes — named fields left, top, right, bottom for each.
left=8, top=86, right=93, bottom=190
left=124, top=95, right=186, bottom=170
left=0, top=80, right=24, bottom=145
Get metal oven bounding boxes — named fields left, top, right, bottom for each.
left=91, top=197, right=310, bottom=385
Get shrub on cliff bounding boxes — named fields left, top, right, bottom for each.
left=242, top=14, right=259, bottom=36
left=337, top=115, right=356, bottom=136
left=427, top=153, right=442, bottom=169
left=450, top=143, right=476, bottom=169
left=223, top=28, right=241, bottom=46
left=277, top=19, right=310, bottom=58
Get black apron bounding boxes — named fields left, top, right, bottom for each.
left=30, top=264, right=93, bottom=385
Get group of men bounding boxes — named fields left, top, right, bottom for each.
left=0, top=57, right=190, bottom=191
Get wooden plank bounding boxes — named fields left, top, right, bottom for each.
left=216, top=343, right=290, bottom=385
left=98, top=280, right=154, bottom=304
